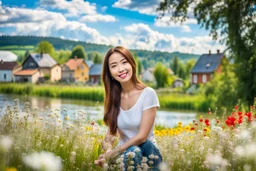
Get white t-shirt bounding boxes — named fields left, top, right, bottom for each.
left=117, top=87, right=160, bottom=146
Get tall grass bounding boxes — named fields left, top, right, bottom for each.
left=159, top=95, right=212, bottom=112
left=0, top=83, right=104, bottom=102
left=0, top=83, right=212, bottom=112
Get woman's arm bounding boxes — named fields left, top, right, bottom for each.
left=102, top=128, right=116, bottom=152
left=106, top=107, right=157, bottom=158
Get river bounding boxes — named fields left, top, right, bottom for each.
left=0, top=93, right=197, bottom=128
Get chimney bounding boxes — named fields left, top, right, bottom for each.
left=74, top=56, right=77, bottom=60
left=40, top=52, right=43, bottom=59
left=208, top=50, right=211, bottom=55
left=217, top=49, right=220, bottom=54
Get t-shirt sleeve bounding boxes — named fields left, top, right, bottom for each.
left=142, top=88, right=160, bottom=111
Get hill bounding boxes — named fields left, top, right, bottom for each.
left=0, top=35, right=199, bottom=61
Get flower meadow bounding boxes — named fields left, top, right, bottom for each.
left=0, top=99, right=256, bottom=171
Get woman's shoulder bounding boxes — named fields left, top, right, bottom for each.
left=143, top=86, right=157, bottom=96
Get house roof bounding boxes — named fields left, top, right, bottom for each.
left=85, top=60, right=94, bottom=68
left=66, top=58, right=84, bottom=70
left=0, top=61, right=19, bottom=70
left=14, top=69, right=38, bottom=76
left=29, top=53, right=57, bottom=68
left=191, top=53, right=224, bottom=73
left=0, top=51, right=18, bottom=61
left=89, top=64, right=102, bottom=76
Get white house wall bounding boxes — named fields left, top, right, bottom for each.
left=0, top=70, right=13, bottom=82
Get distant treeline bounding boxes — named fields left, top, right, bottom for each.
left=0, top=35, right=200, bottom=61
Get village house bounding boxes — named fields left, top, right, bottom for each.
left=0, top=60, right=21, bottom=82
left=62, top=57, right=89, bottom=82
left=191, top=50, right=225, bottom=84
left=142, top=68, right=155, bottom=82
left=14, top=53, right=61, bottom=83
left=89, top=64, right=102, bottom=85
left=0, top=50, right=18, bottom=62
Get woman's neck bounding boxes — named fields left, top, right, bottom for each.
left=120, top=81, right=136, bottom=95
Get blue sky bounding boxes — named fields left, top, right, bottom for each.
left=0, top=0, right=225, bottom=54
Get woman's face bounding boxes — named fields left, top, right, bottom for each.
left=108, top=52, right=133, bottom=83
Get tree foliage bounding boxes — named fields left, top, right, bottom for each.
left=158, top=0, right=256, bottom=106
left=70, top=45, right=87, bottom=59
left=201, top=59, right=238, bottom=112
left=93, top=53, right=103, bottom=64
left=154, top=63, right=170, bottom=88
left=36, top=41, right=55, bottom=57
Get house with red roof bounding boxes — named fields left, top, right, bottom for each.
left=62, top=56, right=89, bottom=82
left=0, top=60, right=21, bottom=82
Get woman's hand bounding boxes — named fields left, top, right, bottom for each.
left=104, top=148, right=120, bottom=160
left=94, top=153, right=107, bottom=167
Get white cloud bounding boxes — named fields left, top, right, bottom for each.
left=39, top=0, right=97, bottom=17
left=101, top=6, right=107, bottom=12
left=113, top=0, right=161, bottom=15
left=181, top=25, right=191, bottom=32
left=79, top=14, right=117, bottom=22
left=122, top=23, right=225, bottom=54
left=0, top=5, right=108, bottom=44
left=154, top=16, right=197, bottom=27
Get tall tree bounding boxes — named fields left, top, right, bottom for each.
left=158, top=0, right=256, bottom=106
left=154, top=62, right=170, bottom=88
left=70, top=45, right=87, bottom=59
left=93, top=53, right=103, bottom=64
left=171, top=56, right=179, bottom=75
left=36, top=41, right=55, bottom=57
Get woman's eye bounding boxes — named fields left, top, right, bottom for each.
left=111, top=65, right=116, bottom=68
left=122, top=61, right=127, bottom=64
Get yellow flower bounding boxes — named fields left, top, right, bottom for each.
left=5, top=167, right=17, bottom=171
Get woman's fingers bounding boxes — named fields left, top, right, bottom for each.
left=94, top=158, right=106, bottom=167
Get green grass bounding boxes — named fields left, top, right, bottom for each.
left=0, top=45, right=35, bottom=50
left=0, top=83, right=213, bottom=112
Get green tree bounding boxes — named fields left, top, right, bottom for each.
left=93, top=53, right=103, bottom=64
left=158, top=0, right=256, bottom=106
left=55, top=50, right=71, bottom=64
left=185, top=59, right=196, bottom=79
left=171, top=56, right=179, bottom=75
left=177, top=62, right=186, bottom=79
left=36, top=41, right=55, bottom=57
left=153, top=62, right=169, bottom=88
left=202, top=59, right=238, bottom=111
left=70, top=45, right=87, bottom=60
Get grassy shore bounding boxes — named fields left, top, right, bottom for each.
left=0, top=83, right=209, bottom=112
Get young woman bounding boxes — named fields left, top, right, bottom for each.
left=94, top=46, right=162, bottom=170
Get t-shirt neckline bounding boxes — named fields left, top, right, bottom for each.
left=120, top=87, right=147, bottom=112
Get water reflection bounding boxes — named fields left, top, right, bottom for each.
left=0, top=94, right=196, bottom=128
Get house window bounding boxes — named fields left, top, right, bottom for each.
left=29, top=62, right=34, bottom=67
left=4, top=73, right=6, bottom=80
left=82, top=72, right=84, bottom=76
left=193, top=75, right=198, bottom=83
left=80, top=65, right=84, bottom=70
left=202, top=74, right=207, bottom=83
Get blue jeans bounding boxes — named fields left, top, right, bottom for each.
left=121, top=140, right=163, bottom=171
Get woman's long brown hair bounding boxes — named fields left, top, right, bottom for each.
left=102, top=46, right=146, bottom=135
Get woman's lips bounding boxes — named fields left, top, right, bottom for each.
left=118, top=72, right=127, bottom=78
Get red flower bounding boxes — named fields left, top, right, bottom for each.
left=199, top=118, right=203, bottom=122
left=238, top=111, right=243, bottom=115
left=91, top=121, right=95, bottom=125
left=238, top=119, right=243, bottom=124
left=225, top=116, right=236, bottom=127
left=216, top=120, right=220, bottom=123
left=235, top=105, right=238, bottom=110
left=190, top=127, right=195, bottom=131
